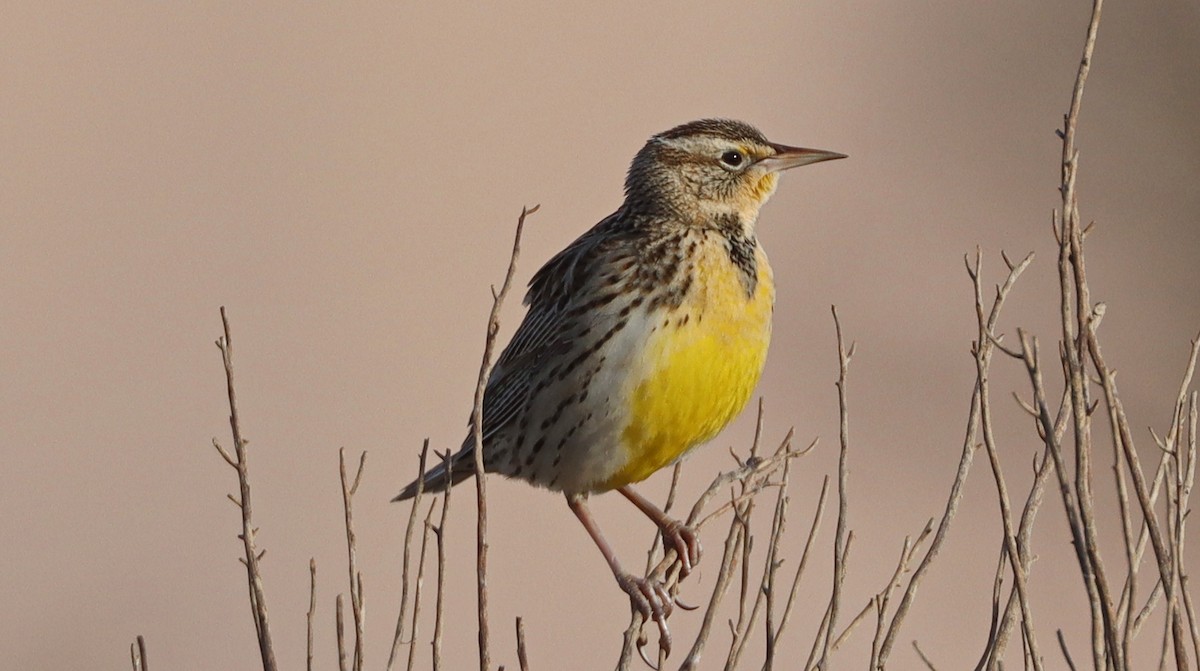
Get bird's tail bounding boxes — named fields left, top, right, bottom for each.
left=392, top=446, right=477, bottom=502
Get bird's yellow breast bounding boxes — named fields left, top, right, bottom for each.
left=605, top=239, right=774, bottom=489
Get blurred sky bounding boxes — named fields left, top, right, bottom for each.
left=3, top=2, right=1199, bottom=669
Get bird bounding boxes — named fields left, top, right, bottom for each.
left=394, top=118, right=844, bottom=656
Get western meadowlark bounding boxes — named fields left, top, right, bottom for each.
left=395, top=118, right=843, bottom=654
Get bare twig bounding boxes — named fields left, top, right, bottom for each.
left=1134, top=580, right=1167, bottom=638
left=390, top=440, right=431, bottom=671
left=982, top=434, right=1057, bottom=670
left=688, top=435, right=810, bottom=531
left=726, top=491, right=765, bottom=667
left=406, top=502, right=438, bottom=671
left=679, top=488, right=750, bottom=670
left=727, top=444, right=796, bottom=671
left=619, top=431, right=807, bottom=669
left=432, top=451, right=453, bottom=671
left=769, top=477, right=830, bottom=653
left=805, top=535, right=855, bottom=671
left=308, top=559, right=317, bottom=671
left=804, top=599, right=833, bottom=671
left=213, top=306, right=277, bottom=671
left=339, top=448, right=367, bottom=671
left=337, top=594, right=348, bottom=671
left=761, top=454, right=794, bottom=671
left=1122, top=450, right=1177, bottom=639
left=469, top=204, right=537, bottom=671
left=1056, top=630, right=1078, bottom=671
left=1053, top=1, right=1129, bottom=666
left=879, top=252, right=1033, bottom=667
left=1091, top=328, right=1191, bottom=668
left=817, top=306, right=853, bottom=671
left=1016, top=330, right=1097, bottom=644
left=970, top=251, right=1042, bottom=671
left=1111, top=374, right=1138, bottom=660
left=913, top=640, right=938, bottom=670
left=725, top=404, right=772, bottom=671
left=870, top=524, right=933, bottom=669
left=129, top=635, right=148, bottom=671
left=1184, top=392, right=1200, bottom=664
left=830, top=595, right=873, bottom=658
left=516, top=616, right=530, bottom=671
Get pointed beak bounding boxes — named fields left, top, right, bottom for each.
left=758, top=143, right=847, bottom=172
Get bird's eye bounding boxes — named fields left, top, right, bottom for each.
left=719, top=150, right=745, bottom=168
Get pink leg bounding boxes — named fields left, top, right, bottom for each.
left=567, top=493, right=675, bottom=659
left=618, top=485, right=702, bottom=577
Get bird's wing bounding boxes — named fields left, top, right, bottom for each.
left=475, top=211, right=629, bottom=442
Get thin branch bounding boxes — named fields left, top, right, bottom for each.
left=762, top=437, right=791, bottom=670
left=728, top=444, right=796, bottom=671
left=982, top=434, right=1057, bottom=670
left=723, top=403, right=774, bottom=671
left=830, top=594, right=874, bottom=656
left=1184, top=391, right=1200, bottom=664
left=308, top=559, right=317, bottom=671
left=679, top=488, right=750, bottom=671
left=406, top=502, right=438, bottom=671
left=913, top=640, right=937, bottom=670
left=432, top=451, right=453, bottom=671
left=871, top=523, right=933, bottom=669
left=212, top=438, right=236, bottom=469
left=213, top=306, right=277, bottom=671
left=1016, top=331, right=1099, bottom=645
left=688, top=435, right=811, bottom=530
left=817, top=305, right=853, bottom=671
left=622, top=431, right=807, bottom=669
left=1111, top=375, right=1138, bottom=661
left=337, top=594, right=347, bottom=671
left=879, top=251, right=1033, bottom=667
left=1056, top=630, right=1078, bottom=671
left=971, top=251, right=1042, bottom=671
left=1117, top=452, right=1172, bottom=638
left=1133, top=580, right=1166, bottom=638
left=725, top=484, right=766, bottom=669
left=1055, top=1, right=1126, bottom=665
left=769, top=477, right=830, bottom=652
left=129, top=635, right=147, bottom=671
left=805, top=535, right=855, bottom=671
left=516, top=616, right=531, bottom=671
left=1090, top=330, right=1191, bottom=668
left=389, top=440, right=431, bottom=671
left=469, top=204, right=537, bottom=671
left=340, top=448, right=367, bottom=671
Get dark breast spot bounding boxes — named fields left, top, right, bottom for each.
left=715, top=214, right=759, bottom=297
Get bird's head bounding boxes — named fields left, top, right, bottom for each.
left=624, top=119, right=845, bottom=231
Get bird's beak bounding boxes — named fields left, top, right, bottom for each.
left=758, top=143, right=847, bottom=172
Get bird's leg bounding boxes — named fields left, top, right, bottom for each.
left=567, top=493, right=675, bottom=658
left=617, top=485, right=702, bottom=577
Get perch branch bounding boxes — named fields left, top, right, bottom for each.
left=213, top=306, right=277, bottom=671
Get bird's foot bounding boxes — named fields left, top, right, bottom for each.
left=617, top=572, right=675, bottom=663
left=660, top=519, right=702, bottom=578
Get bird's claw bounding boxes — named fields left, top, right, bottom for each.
left=636, top=634, right=659, bottom=670
left=674, top=595, right=699, bottom=611
left=620, top=573, right=673, bottom=663
left=662, top=519, right=702, bottom=578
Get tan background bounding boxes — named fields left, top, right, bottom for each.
left=3, top=2, right=1199, bottom=669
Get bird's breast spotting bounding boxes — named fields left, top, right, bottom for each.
left=603, top=239, right=775, bottom=489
